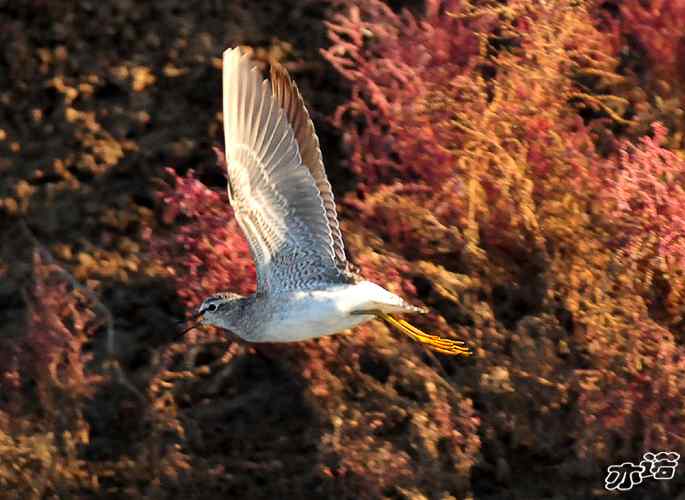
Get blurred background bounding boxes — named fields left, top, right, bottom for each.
left=1, top=1, right=684, bottom=499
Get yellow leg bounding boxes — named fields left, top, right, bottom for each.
left=377, top=312, right=472, bottom=357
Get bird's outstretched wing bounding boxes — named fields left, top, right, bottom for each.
left=269, top=63, right=347, bottom=271
left=222, top=47, right=344, bottom=293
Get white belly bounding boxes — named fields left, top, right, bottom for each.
left=255, top=281, right=407, bottom=342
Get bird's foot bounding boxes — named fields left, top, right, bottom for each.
left=352, top=309, right=472, bottom=356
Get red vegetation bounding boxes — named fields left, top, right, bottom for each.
left=603, top=122, right=685, bottom=270
left=143, top=0, right=685, bottom=495
left=318, top=0, right=685, bottom=491
left=22, top=250, right=103, bottom=403
left=148, top=167, right=256, bottom=310
left=576, top=317, right=685, bottom=461
left=324, top=0, right=490, bottom=189
left=0, top=250, right=103, bottom=495
left=619, top=0, right=685, bottom=81
left=144, top=0, right=685, bottom=495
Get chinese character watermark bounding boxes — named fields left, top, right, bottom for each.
left=605, top=452, right=680, bottom=491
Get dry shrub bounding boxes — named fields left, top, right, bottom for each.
left=575, top=310, right=685, bottom=462
left=322, top=0, right=685, bottom=492
left=602, top=122, right=685, bottom=276
left=618, top=0, right=685, bottom=82
left=146, top=166, right=256, bottom=311
left=93, top=0, right=684, bottom=496
left=0, top=250, right=103, bottom=497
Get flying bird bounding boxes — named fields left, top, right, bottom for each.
left=186, top=47, right=470, bottom=356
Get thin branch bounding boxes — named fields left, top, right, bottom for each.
left=19, top=219, right=145, bottom=402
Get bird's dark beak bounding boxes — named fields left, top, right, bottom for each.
left=175, top=311, right=204, bottom=339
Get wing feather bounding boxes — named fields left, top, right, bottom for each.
left=270, top=63, right=347, bottom=270
left=222, top=47, right=343, bottom=293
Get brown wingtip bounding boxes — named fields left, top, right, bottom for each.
left=213, top=146, right=226, bottom=168
left=270, top=60, right=293, bottom=85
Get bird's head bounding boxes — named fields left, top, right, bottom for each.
left=179, top=292, right=246, bottom=337
left=197, top=292, right=245, bottom=326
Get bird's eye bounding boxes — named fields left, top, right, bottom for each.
left=207, top=303, right=218, bottom=312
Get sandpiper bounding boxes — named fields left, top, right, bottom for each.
left=186, top=47, right=470, bottom=356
